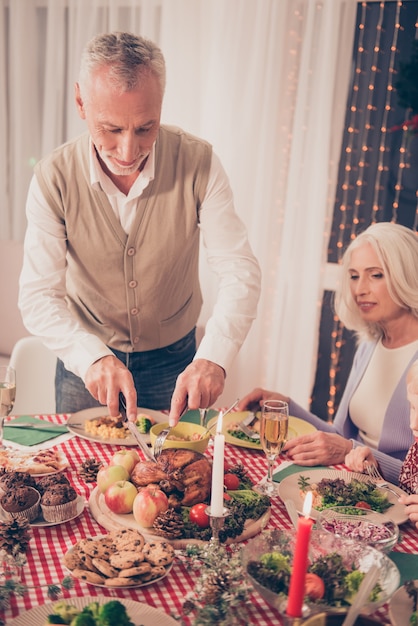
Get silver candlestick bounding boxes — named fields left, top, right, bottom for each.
left=205, top=506, right=230, bottom=543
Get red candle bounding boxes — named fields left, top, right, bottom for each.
left=286, top=491, right=314, bottom=618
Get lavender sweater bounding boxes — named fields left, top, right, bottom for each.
left=288, top=340, right=417, bottom=485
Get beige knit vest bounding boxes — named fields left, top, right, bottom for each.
left=34, top=126, right=212, bottom=352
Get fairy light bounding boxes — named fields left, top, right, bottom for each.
left=324, top=0, right=416, bottom=423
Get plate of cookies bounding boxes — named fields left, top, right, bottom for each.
left=62, top=528, right=175, bottom=588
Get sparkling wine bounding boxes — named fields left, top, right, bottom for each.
left=260, top=414, right=288, bottom=456
left=0, top=383, right=16, bottom=417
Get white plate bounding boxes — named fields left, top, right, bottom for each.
left=8, top=595, right=178, bottom=626
left=206, top=411, right=317, bottom=451
left=0, top=449, right=69, bottom=475
left=64, top=534, right=173, bottom=589
left=389, top=580, right=417, bottom=626
left=0, top=494, right=85, bottom=527
left=67, top=406, right=167, bottom=445
left=278, top=468, right=408, bottom=525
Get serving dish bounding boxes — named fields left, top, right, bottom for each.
left=150, top=421, right=211, bottom=454
left=389, top=580, right=418, bottom=626
left=88, top=486, right=270, bottom=548
left=0, top=494, right=85, bottom=527
left=278, top=468, right=408, bottom=525
left=206, top=412, right=317, bottom=450
left=316, top=505, right=399, bottom=553
left=241, top=528, right=400, bottom=618
left=67, top=406, right=167, bottom=445
left=8, top=595, right=179, bottom=626
left=63, top=534, right=174, bottom=589
left=0, top=448, right=68, bottom=475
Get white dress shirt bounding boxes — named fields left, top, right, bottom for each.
left=19, top=139, right=261, bottom=381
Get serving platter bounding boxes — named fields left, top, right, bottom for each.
left=8, top=595, right=178, bottom=626
left=88, top=486, right=271, bottom=548
left=0, top=448, right=68, bottom=475
left=389, top=580, right=417, bottom=626
left=67, top=406, right=168, bottom=445
left=0, top=494, right=85, bottom=527
left=63, top=534, right=173, bottom=589
left=278, top=468, right=408, bottom=525
left=206, top=411, right=317, bottom=450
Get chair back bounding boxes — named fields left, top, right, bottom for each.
left=9, top=336, right=57, bottom=415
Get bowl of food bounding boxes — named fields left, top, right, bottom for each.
left=241, top=529, right=400, bottom=619
left=150, top=421, right=210, bottom=454
left=316, top=506, right=399, bottom=553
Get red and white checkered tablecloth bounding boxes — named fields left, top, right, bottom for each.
left=2, top=414, right=418, bottom=625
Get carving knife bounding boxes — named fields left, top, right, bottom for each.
left=119, top=394, right=156, bottom=463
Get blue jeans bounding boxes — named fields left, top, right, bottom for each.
left=55, top=328, right=197, bottom=413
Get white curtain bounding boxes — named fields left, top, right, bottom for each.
left=0, top=0, right=358, bottom=409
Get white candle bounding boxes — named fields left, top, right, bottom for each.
left=210, top=411, right=225, bottom=517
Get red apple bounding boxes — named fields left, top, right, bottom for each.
left=104, top=480, right=138, bottom=514
left=132, top=486, right=169, bottom=527
left=97, top=464, right=130, bottom=493
left=110, top=449, right=141, bottom=474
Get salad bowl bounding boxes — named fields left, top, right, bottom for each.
left=241, top=529, right=400, bottom=619
left=316, top=506, right=399, bottom=553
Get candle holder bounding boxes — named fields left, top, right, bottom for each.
left=205, top=506, right=230, bottom=544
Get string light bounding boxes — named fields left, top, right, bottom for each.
left=324, top=0, right=415, bottom=422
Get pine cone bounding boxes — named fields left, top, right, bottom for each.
left=78, top=457, right=103, bottom=482
left=0, top=518, right=31, bottom=555
left=153, top=508, right=184, bottom=538
left=201, top=572, right=228, bottom=604
left=229, top=461, right=248, bottom=481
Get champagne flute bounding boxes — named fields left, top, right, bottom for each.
left=255, top=399, right=289, bottom=496
left=0, top=365, right=16, bottom=447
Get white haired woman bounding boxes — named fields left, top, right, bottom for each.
left=238, top=222, right=418, bottom=485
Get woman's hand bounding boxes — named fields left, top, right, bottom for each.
left=398, top=493, right=418, bottom=530
left=236, top=388, right=290, bottom=412
left=344, top=446, right=376, bottom=472
left=282, top=431, right=353, bottom=466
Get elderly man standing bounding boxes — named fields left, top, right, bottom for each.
left=19, top=32, right=260, bottom=426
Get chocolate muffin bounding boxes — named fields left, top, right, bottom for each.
left=0, top=485, right=40, bottom=522
left=35, top=473, right=70, bottom=495
left=0, top=470, right=36, bottom=495
left=40, top=483, right=78, bottom=522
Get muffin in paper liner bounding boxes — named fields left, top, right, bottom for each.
left=0, top=487, right=41, bottom=523
left=41, top=497, right=78, bottom=523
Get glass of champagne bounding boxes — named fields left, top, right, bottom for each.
left=255, top=399, right=289, bottom=496
left=0, top=365, right=16, bottom=447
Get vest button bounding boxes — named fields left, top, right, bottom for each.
left=128, top=280, right=137, bottom=288
left=127, top=247, right=136, bottom=256
left=130, top=308, right=139, bottom=315
left=133, top=336, right=140, bottom=344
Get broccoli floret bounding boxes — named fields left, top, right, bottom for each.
left=69, top=612, right=96, bottom=626
left=48, top=601, right=79, bottom=623
left=136, top=414, right=153, bottom=434
left=345, top=571, right=382, bottom=604
left=411, top=612, right=418, bottom=626
left=260, top=551, right=291, bottom=574
left=85, top=602, right=101, bottom=619
left=97, top=600, right=134, bottom=626
left=45, top=617, right=68, bottom=625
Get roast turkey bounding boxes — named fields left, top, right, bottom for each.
left=130, top=449, right=212, bottom=507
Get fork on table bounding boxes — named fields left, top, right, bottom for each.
left=363, top=461, right=400, bottom=497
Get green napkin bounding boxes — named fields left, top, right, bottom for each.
left=273, top=464, right=328, bottom=483
left=388, top=551, right=418, bottom=585
left=3, top=415, right=68, bottom=446
left=180, top=409, right=218, bottom=426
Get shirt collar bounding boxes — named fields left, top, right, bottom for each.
left=89, top=138, right=155, bottom=197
